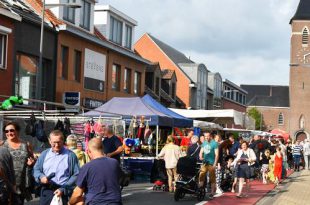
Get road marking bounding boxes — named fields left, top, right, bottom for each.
left=122, top=193, right=133, bottom=197
left=195, top=201, right=208, bottom=205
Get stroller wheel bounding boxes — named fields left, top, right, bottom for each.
left=174, top=188, right=183, bottom=201
left=197, top=187, right=206, bottom=201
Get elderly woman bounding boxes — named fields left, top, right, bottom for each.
left=232, top=141, right=256, bottom=198
left=2, top=121, right=35, bottom=205
left=187, top=135, right=201, bottom=160
left=66, top=134, right=89, bottom=167
left=158, top=136, right=181, bottom=192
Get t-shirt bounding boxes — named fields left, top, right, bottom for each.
left=180, top=137, right=191, bottom=147
left=201, top=140, right=218, bottom=165
left=229, top=141, right=240, bottom=156
left=293, top=145, right=303, bottom=156
left=76, top=157, right=122, bottom=205
left=102, top=136, right=122, bottom=162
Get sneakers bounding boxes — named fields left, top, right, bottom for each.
left=214, top=193, right=223, bottom=198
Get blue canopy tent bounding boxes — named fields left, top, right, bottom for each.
left=142, top=94, right=193, bottom=128
left=83, top=97, right=174, bottom=155
left=83, top=96, right=173, bottom=127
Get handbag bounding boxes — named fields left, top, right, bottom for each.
left=50, top=195, right=63, bottom=205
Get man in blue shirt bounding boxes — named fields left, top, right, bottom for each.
left=228, top=134, right=240, bottom=157
left=33, top=130, right=79, bottom=205
left=69, top=138, right=122, bottom=205
left=199, top=132, right=219, bottom=199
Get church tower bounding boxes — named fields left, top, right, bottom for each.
left=290, top=0, right=310, bottom=141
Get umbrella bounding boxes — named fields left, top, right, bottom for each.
left=270, top=129, right=290, bottom=142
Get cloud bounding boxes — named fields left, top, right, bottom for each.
left=98, top=0, right=299, bottom=85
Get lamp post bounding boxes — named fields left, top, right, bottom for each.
left=36, top=0, right=81, bottom=107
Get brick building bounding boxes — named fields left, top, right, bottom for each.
left=223, top=79, right=247, bottom=113
left=241, top=85, right=290, bottom=132
left=134, top=33, right=209, bottom=109
left=0, top=2, right=21, bottom=99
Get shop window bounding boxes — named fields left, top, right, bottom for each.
left=112, top=64, right=121, bottom=90
left=302, top=27, right=309, bottom=45
left=278, top=113, right=284, bottom=125
left=80, top=0, right=91, bottom=30
left=61, top=45, right=69, bottom=79
left=63, top=0, right=76, bottom=23
left=134, top=71, right=141, bottom=95
left=125, top=25, right=132, bottom=49
left=124, top=68, right=131, bottom=93
left=74, top=50, right=81, bottom=82
left=110, top=16, right=123, bottom=45
left=0, top=33, right=7, bottom=69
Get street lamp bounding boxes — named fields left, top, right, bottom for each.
left=36, top=0, right=81, bottom=107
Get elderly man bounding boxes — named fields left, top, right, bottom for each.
left=33, top=130, right=79, bottom=205
left=69, top=138, right=122, bottom=205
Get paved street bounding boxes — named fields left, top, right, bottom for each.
left=26, top=170, right=310, bottom=205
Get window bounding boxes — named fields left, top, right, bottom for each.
left=0, top=33, right=7, bottom=69
left=63, top=0, right=75, bottom=23
left=80, top=0, right=91, bottom=30
left=110, top=16, right=123, bottom=45
left=61, top=46, right=69, bottom=79
left=278, top=113, right=284, bottom=125
left=171, top=82, right=176, bottom=99
left=124, top=68, right=131, bottom=93
left=112, top=64, right=121, bottom=90
left=134, top=71, right=141, bottom=95
left=125, top=25, right=132, bottom=49
left=74, top=50, right=81, bottom=82
left=302, top=27, right=309, bottom=45
left=155, top=77, right=160, bottom=95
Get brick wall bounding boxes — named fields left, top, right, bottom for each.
left=134, top=34, right=191, bottom=107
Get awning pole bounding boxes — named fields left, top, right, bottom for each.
left=156, top=125, right=159, bottom=155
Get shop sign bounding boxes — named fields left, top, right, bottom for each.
left=84, top=98, right=105, bottom=109
left=84, top=48, right=106, bottom=92
left=63, top=92, right=80, bottom=106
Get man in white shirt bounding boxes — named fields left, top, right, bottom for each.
left=303, top=139, right=310, bottom=170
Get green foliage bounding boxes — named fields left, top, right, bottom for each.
left=248, top=107, right=264, bottom=130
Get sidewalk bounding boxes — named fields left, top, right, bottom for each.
left=205, top=170, right=294, bottom=205
left=257, top=170, right=310, bottom=205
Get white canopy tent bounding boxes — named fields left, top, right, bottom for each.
left=193, top=120, right=223, bottom=130
left=170, top=108, right=255, bottom=129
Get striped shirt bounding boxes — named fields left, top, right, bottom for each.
left=293, top=145, right=303, bottom=156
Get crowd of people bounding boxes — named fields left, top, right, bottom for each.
left=0, top=121, right=124, bottom=205
left=157, top=130, right=310, bottom=199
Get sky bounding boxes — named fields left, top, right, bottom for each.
left=98, top=0, right=300, bottom=86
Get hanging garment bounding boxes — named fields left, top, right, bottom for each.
left=25, top=113, right=36, bottom=137
left=63, top=117, right=71, bottom=137
left=54, top=120, right=65, bottom=132
left=34, top=120, right=47, bottom=142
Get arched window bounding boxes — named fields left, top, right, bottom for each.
left=278, top=113, right=284, bottom=125
left=300, top=115, right=305, bottom=129
left=302, top=27, right=309, bottom=45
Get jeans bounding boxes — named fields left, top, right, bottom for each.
left=166, top=168, right=178, bottom=191
left=304, top=155, right=310, bottom=170
left=293, top=155, right=301, bottom=170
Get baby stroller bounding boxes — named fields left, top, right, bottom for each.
left=150, top=159, right=169, bottom=191
left=221, top=166, right=233, bottom=192
left=174, top=157, right=205, bottom=201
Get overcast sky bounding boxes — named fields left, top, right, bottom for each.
left=98, top=0, right=300, bottom=86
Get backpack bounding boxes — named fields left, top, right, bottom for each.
left=34, top=120, right=47, bottom=142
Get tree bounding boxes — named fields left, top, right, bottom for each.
left=248, top=107, right=265, bottom=130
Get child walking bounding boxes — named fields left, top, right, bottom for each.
left=260, top=149, right=271, bottom=184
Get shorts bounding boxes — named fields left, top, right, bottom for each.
left=261, top=164, right=269, bottom=173
left=199, top=164, right=216, bottom=184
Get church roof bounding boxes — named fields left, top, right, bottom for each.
left=240, top=85, right=289, bottom=107
left=290, top=0, right=310, bottom=24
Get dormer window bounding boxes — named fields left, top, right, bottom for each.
left=302, top=27, right=309, bottom=45
left=125, top=24, right=132, bottom=49
left=63, top=0, right=75, bottom=23
left=110, top=16, right=122, bottom=45
left=80, top=0, right=91, bottom=30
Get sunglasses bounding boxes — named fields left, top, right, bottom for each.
left=5, top=129, right=15, bottom=133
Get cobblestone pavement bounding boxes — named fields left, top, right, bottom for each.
left=257, top=170, right=310, bottom=205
